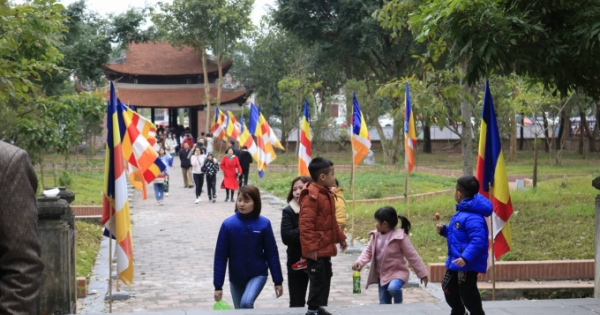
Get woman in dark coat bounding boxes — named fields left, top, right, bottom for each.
left=220, top=148, right=242, bottom=202
left=280, top=176, right=313, bottom=307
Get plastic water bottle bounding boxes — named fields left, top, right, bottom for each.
left=353, top=270, right=361, bottom=294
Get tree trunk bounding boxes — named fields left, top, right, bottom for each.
left=423, top=122, right=432, bottom=153
left=583, top=107, right=597, bottom=153
left=216, top=54, right=223, bottom=108
left=555, top=111, right=569, bottom=166
left=533, top=132, right=538, bottom=188
left=519, top=113, right=524, bottom=150
left=543, top=113, right=550, bottom=153
left=579, top=110, right=586, bottom=155
left=201, top=48, right=212, bottom=135
left=39, top=158, right=46, bottom=189
left=509, top=110, right=517, bottom=161
left=459, top=60, right=473, bottom=176
left=372, top=120, right=393, bottom=163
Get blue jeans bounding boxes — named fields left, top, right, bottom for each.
left=153, top=183, right=164, bottom=201
left=378, top=279, right=404, bottom=304
left=229, top=275, right=268, bottom=309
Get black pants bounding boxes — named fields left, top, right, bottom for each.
left=287, top=261, right=309, bottom=307
left=225, top=189, right=235, bottom=200
left=443, top=270, right=485, bottom=315
left=238, top=172, right=249, bottom=187
left=306, top=257, right=332, bottom=310
left=206, top=174, right=216, bottom=199
left=193, top=173, right=204, bottom=198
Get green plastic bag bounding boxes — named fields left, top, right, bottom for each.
left=213, top=300, right=231, bottom=310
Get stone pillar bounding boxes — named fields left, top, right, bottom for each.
left=37, top=188, right=76, bottom=314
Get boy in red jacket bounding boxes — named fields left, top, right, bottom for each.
left=299, top=157, right=347, bottom=315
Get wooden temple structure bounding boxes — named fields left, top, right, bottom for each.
left=103, top=42, right=248, bottom=137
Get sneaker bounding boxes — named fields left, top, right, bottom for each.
left=213, top=195, right=217, bottom=199
left=159, top=201, right=164, bottom=205
left=165, top=193, right=169, bottom=197
left=292, top=258, right=307, bottom=270
left=317, top=307, right=332, bottom=315
left=195, top=199, right=199, bottom=204
left=224, top=198, right=229, bottom=202
left=198, top=197, right=202, bottom=202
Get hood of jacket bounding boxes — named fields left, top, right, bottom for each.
left=456, top=194, right=493, bottom=217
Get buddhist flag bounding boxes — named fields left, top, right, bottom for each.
left=102, top=82, right=134, bottom=285
left=239, top=117, right=261, bottom=169
left=476, top=81, right=513, bottom=260
left=404, top=82, right=417, bottom=174
left=351, top=93, right=371, bottom=166
left=120, top=103, right=166, bottom=199
left=249, top=104, right=268, bottom=177
left=298, top=100, right=312, bottom=176
left=211, top=108, right=227, bottom=140
left=226, top=111, right=241, bottom=142
left=258, top=111, right=284, bottom=150
left=257, top=112, right=278, bottom=164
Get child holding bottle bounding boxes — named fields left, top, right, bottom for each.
left=352, top=206, right=428, bottom=304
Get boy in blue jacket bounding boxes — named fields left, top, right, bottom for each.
left=436, top=175, right=492, bottom=315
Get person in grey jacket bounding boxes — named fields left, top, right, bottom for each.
left=0, top=141, right=44, bottom=314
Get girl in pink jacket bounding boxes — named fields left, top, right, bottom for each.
left=352, top=206, right=428, bottom=304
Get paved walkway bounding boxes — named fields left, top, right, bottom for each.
left=80, top=161, right=439, bottom=313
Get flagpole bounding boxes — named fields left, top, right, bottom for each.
left=350, top=101, right=356, bottom=247
left=489, top=182, right=496, bottom=301
left=108, top=208, right=114, bottom=313
left=405, top=169, right=410, bottom=219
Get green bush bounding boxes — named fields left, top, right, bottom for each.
left=58, top=171, right=73, bottom=187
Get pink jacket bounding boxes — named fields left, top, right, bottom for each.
left=355, top=229, right=428, bottom=288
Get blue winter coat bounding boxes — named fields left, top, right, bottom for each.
left=213, top=212, right=284, bottom=290
left=440, top=194, right=493, bottom=273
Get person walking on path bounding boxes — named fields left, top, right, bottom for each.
left=213, top=185, right=284, bottom=309
left=220, top=148, right=242, bottom=202
left=152, top=149, right=169, bottom=205
left=191, top=147, right=207, bottom=203
left=158, top=147, right=173, bottom=197
left=179, top=143, right=194, bottom=188
left=202, top=153, right=219, bottom=203
left=206, top=133, right=214, bottom=153
left=281, top=176, right=313, bottom=308
left=237, top=146, right=252, bottom=188
left=436, top=175, right=492, bottom=315
left=228, top=140, right=240, bottom=156
left=165, top=134, right=178, bottom=157
left=352, top=206, right=428, bottom=304
left=299, top=157, right=347, bottom=315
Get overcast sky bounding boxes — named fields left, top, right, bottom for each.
left=58, top=0, right=275, bottom=27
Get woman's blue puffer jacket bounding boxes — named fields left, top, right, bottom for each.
left=440, top=194, right=493, bottom=273
left=213, top=212, right=284, bottom=290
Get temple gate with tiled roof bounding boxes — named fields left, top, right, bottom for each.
left=102, top=42, right=248, bottom=137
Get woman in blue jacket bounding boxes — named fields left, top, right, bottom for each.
left=436, top=175, right=492, bottom=315
left=213, top=185, right=284, bottom=309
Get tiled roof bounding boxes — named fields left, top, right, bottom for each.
left=105, top=87, right=247, bottom=107
left=103, top=42, right=232, bottom=76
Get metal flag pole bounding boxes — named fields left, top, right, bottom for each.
left=108, top=208, right=114, bottom=313
left=405, top=168, right=410, bottom=219
left=489, top=182, right=496, bottom=301
left=350, top=101, right=356, bottom=247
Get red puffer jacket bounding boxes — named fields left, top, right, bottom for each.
left=299, top=182, right=346, bottom=258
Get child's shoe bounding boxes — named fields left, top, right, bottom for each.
left=292, top=258, right=307, bottom=270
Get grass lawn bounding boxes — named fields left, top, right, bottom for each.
left=350, top=175, right=596, bottom=264
left=422, top=151, right=600, bottom=176
left=75, top=221, right=103, bottom=278
left=37, top=170, right=105, bottom=205
left=250, top=168, right=456, bottom=200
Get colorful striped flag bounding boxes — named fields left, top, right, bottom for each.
left=211, top=108, right=227, bottom=140
left=239, top=117, right=261, bottom=168
left=226, top=111, right=241, bottom=142
left=258, top=111, right=285, bottom=151
left=257, top=112, right=278, bottom=164
left=476, top=81, right=513, bottom=260
left=404, top=82, right=417, bottom=174
left=249, top=104, right=268, bottom=177
left=298, top=100, right=312, bottom=176
left=351, top=93, right=371, bottom=166
left=102, top=82, right=135, bottom=285
left=120, top=103, right=166, bottom=199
